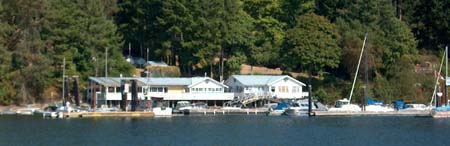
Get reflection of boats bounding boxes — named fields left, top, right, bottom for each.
left=267, top=102, right=290, bottom=116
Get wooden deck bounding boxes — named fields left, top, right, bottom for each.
left=313, top=110, right=431, bottom=117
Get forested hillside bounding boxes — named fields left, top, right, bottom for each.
left=0, top=0, right=448, bottom=105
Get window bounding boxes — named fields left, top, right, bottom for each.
left=271, top=87, right=275, bottom=92
left=292, top=86, right=301, bottom=93
left=108, top=87, right=115, bottom=93
left=164, top=87, right=168, bottom=93
left=138, top=87, right=143, bottom=93
left=116, top=87, right=121, bottom=93
left=278, top=86, right=288, bottom=93
left=157, top=87, right=163, bottom=92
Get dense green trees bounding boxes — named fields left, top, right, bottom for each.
left=0, top=0, right=132, bottom=105
left=0, top=0, right=447, bottom=105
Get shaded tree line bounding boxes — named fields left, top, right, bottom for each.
left=0, top=0, right=448, bottom=105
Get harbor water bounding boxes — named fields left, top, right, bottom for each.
left=1, top=115, right=450, bottom=146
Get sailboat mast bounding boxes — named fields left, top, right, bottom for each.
left=62, top=57, right=66, bottom=105
left=430, top=49, right=446, bottom=107
left=364, top=34, right=369, bottom=111
left=348, top=33, right=368, bottom=103
left=446, top=46, right=448, bottom=106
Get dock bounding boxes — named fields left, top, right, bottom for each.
left=313, top=111, right=431, bottom=117
left=184, top=108, right=268, bottom=115
left=62, top=111, right=155, bottom=118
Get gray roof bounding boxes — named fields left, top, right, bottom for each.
left=230, top=75, right=305, bottom=86
left=146, top=61, right=168, bottom=66
left=89, top=77, right=226, bottom=87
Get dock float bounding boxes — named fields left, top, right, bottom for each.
left=62, top=111, right=155, bottom=118
left=185, top=109, right=268, bottom=115
left=313, top=111, right=431, bottom=117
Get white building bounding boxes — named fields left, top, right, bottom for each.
left=224, top=75, right=309, bottom=99
left=88, top=77, right=234, bottom=107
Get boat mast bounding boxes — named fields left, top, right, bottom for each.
left=62, top=57, right=66, bottom=105
left=430, top=49, right=446, bottom=107
left=364, top=34, right=369, bottom=111
left=446, top=46, right=448, bottom=106
left=348, top=33, right=368, bottom=103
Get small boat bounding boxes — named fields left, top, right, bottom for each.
left=431, top=106, right=450, bottom=118
left=284, top=100, right=328, bottom=116
left=267, top=102, right=290, bottom=116
left=1, top=109, right=17, bottom=115
left=153, top=107, right=172, bottom=117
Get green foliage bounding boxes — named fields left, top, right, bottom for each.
left=283, top=13, right=341, bottom=74
left=0, top=0, right=447, bottom=105
left=403, top=0, right=450, bottom=50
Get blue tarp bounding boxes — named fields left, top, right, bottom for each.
left=273, top=102, right=291, bottom=110
left=367, top=97, right=384, bottom=105
left=392, top=100, right=407, bottom=110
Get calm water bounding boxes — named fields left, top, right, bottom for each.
left=1, top=115, right=450, bottom=146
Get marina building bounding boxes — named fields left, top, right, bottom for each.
left=88, top=77, right=234, bottom=108
left=224, top=75, right=309, bottom=99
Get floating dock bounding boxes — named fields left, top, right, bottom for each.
left=184, top=108, right=268, bottom=115
left=313, top=111, right=431, bottom=117
left=62, top=111, right=155, bottom=118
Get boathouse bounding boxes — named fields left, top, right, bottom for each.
left=88, top=77, right=234, bottom=108
left=224, top=75, right=308, bottom=99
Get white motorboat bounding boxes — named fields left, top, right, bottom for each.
left=285, top=100, right=312, bottom=116
left=153, top=107, right=172, bottom=116
left=267, top=102, right=290, bottom=116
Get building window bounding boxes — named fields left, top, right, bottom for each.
left=116, top=87, right=121, bottom=93
left=271, top=87, right=275, bottom=92
left=108, top=87, right=115, bottom=93
left=292, top=86, right=300, bottom=93
left=138, top=87, right=143, bottom=93
left=164, top=87, right=168, bottom=93
left=278, top=86, right=288, bottom=93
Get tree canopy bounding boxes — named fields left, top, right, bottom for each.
left=0, top=0, right=447, bottom=105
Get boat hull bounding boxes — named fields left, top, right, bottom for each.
left=431, top=110, right=450, bottom=118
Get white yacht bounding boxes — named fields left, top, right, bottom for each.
left=328, top=98, right=362, bottom=112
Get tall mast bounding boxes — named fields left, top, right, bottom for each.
left=430, top=49, right=446, bottom=107
left=348, top=33, right=368, bottom=103
left=364, top=34, right=369, bottom=110
left=446, top=46, right=448, bottom=106
left=105, top=47, right=108, bottom=78
left=62, top=57, right=66, bottom=105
